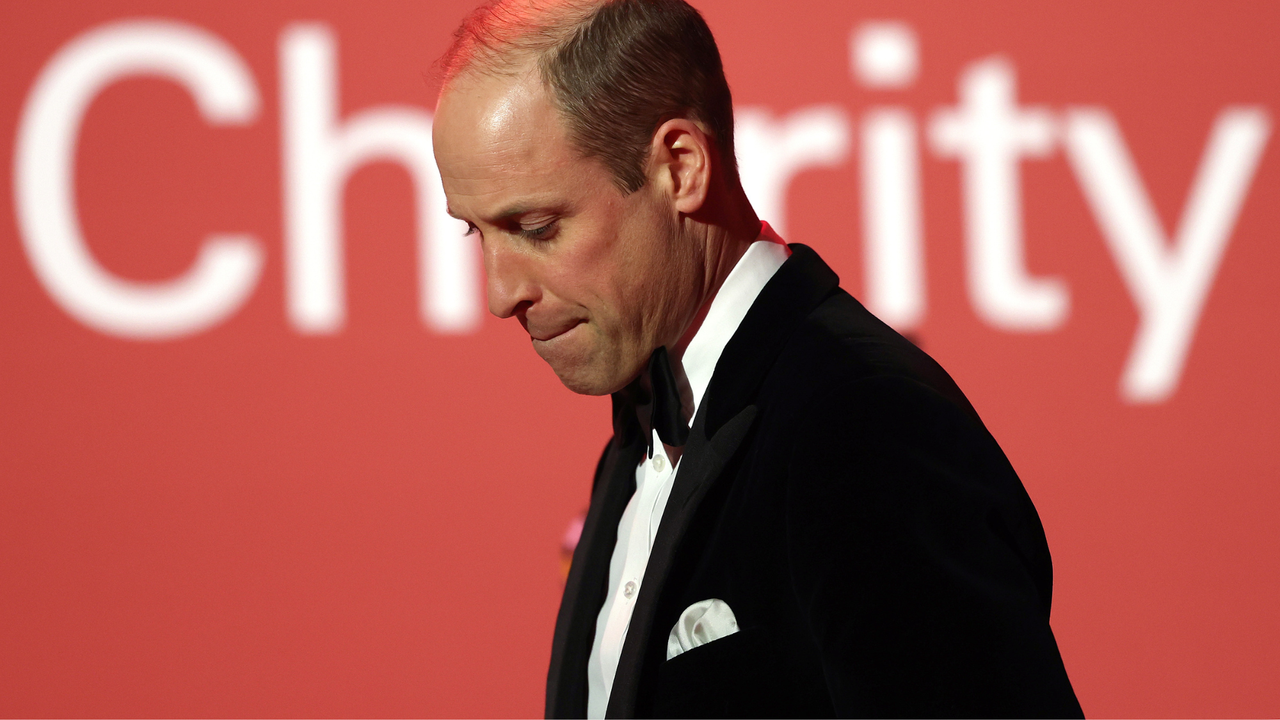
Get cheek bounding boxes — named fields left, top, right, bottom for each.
left=558, top=222, right=636, bottom=312
left=553, top=189, right=673, bottom=332
left=618, top=206, right=686, bottom=297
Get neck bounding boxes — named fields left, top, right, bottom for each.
left=671, top=185, right=760, bottom=361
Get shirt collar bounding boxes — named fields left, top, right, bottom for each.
left=674, top=222, right=789, bottom=426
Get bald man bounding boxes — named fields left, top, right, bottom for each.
left=432, top=0, right=1083, bottom=717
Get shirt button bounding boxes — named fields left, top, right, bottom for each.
left=623, top=581, right=637, bottom=599
left=653, top=455, right=666, bottom=472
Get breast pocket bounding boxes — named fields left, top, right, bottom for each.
left=653, top=626, right=783, bottom=718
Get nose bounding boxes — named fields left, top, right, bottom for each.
left=483, top=238, right=539, bottom=319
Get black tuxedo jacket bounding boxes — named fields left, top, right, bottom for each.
left=546, top=245, right=1083, bottom=718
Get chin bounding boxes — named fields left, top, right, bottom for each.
left=550, top=363, right=618, bottom=396
left=535, top=327, right=633, bottom=396
left=546, top=350, right=642, bottom=397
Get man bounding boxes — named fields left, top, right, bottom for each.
left=432, top=0, right=1083, bottom=716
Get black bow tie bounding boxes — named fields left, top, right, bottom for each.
left=646, top=346, right=690, bottom=457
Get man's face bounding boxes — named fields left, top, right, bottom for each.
left=433, top=64, right=701, bottom=395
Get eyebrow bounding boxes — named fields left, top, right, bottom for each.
left=448, top=201, right=560, bottom=224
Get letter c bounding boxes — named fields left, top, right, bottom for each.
left=13, top=20, right=263, bottom=339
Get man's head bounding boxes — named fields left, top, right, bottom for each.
left=438, top=0, right=737, bottom=193
left=433, top=0, right=752, bottom=396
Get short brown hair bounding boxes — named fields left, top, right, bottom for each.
left=439, top=0, right=737, bottom=194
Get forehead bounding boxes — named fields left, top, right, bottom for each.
left=433, top=66, right=596, bottom=218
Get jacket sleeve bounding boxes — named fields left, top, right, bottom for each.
left=783, top=374, right=1083, bottom=718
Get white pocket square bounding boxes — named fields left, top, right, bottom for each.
left=666, top=598, right=739, bottom=660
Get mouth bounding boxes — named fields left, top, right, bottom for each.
left=529, top=319, right=585, bottom=343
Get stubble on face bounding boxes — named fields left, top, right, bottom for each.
left=433, top=64, right=704, bottom=396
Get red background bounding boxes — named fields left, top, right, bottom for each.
left=2, top=1, right=1278, bottom=716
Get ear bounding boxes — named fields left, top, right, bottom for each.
left=649, top=117, right=712, bottom=214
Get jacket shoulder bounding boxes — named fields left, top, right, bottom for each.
left=757, top=288, right=1056, bottom=608
left=771, top=288, right=979, bottom=423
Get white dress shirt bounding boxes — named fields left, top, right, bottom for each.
left=586, top=227, right=789, bottom=718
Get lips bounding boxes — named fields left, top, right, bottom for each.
left=528, top=319, right=585, bottom=342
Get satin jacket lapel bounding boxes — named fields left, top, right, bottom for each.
left=546, top=396, right=645, bottom=718
left=603, top=244, right=841, bottom=718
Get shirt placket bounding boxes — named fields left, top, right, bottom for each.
left=598, top=430, right=675, bottom=689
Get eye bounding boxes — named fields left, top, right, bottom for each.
left=518, top=220, right=558, bottom=241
